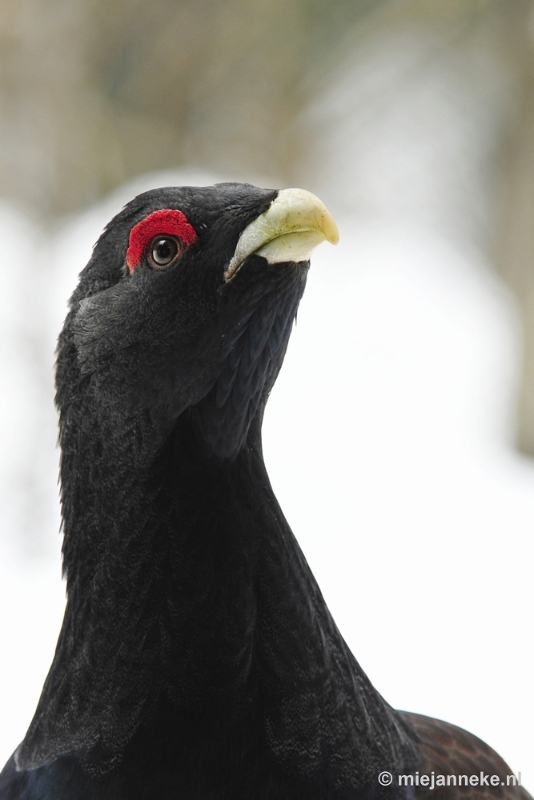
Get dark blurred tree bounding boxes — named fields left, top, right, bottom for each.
left=494, top=0, right=534, bottom=456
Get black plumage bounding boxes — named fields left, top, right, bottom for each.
left=0, top=183, right=528, bottom=800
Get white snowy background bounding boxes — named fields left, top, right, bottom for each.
left=0, top=26, right=532, bottom=790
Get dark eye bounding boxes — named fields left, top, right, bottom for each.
left=149, top=236, right=180, bottom=268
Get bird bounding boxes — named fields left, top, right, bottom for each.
left=0, top=183, right=529, bottom=800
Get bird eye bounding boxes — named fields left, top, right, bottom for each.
left=149, top=236, right=180, bottom=268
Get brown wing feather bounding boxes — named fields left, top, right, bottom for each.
left=399, top=712, right=530, bottom=800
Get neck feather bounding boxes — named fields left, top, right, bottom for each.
left=19, top=411, right=418, bottom=787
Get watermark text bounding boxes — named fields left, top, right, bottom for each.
left=378, top=770, right=522, bottom=790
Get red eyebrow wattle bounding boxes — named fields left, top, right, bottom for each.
left=126, top=209, right=198, bottom=272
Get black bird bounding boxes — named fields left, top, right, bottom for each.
left=0, top=183, right=529, bottom=800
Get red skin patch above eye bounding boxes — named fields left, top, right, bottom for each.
left=126, top=209, right=198, bottom=272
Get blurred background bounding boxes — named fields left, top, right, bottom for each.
left=0, top=0, right=533, bottom=788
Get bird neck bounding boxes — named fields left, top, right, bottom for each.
left=22, top=410, right=418, bottom=784
left=60, top=411, right=320, bottom=695
left=60, top=409, right=272, bottom=605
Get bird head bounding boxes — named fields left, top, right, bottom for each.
left=58, top=183, right=338, bottom=459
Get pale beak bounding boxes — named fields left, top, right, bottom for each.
left=224, top=188, right=339, bottom=282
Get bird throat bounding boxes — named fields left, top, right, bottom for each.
left=189, top=257, right=308, bottom=459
